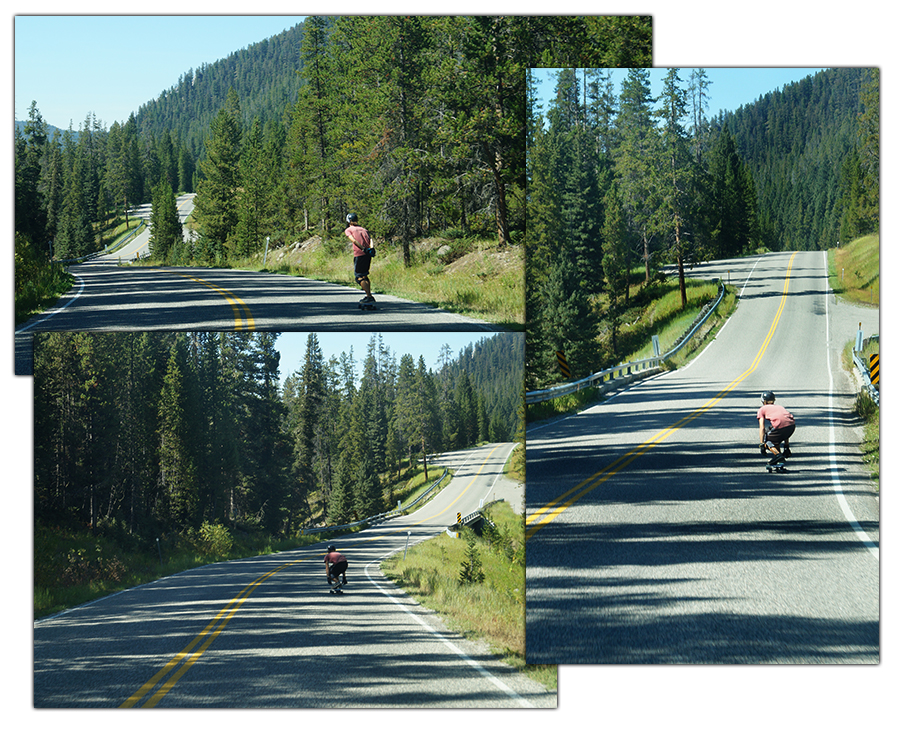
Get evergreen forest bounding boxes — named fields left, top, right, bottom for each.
left=525, top=67, right=879, bottom=389
left=34, top=331, right=524, bottom=542
left=15, top=16, right=652, bottom=279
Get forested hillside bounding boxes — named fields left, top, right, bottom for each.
left=15, top=15, right=651, bottom=273
left=525, top=67, right=879, bottom=389
left=722, top=68, right=879, bottom=250
left=33, top=331, right=523, bottom=539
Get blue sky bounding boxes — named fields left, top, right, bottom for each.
left=532, top=67, right=830, bottom=123
left=15, top=15, right=307, bottom=127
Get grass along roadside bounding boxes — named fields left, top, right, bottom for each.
left=527, top=277, right=738, bottom=424
left=380, top=502, right=556, bottom=691
left=34, top=463, right=450, bottom=620
left=828, top=233, right=879, bottom=307
left=156, top=219, right=524, bottom=328
left=841, top=338, right=880, bottom=483
left=829, top=233, right=879, bottom=482
left=236, top=234, right=524, bottom=328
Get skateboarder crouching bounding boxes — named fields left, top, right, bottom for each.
left=757, top=391, right=795, bottom=465
left=345, top=212, right=375, bottom=306
left=324, top=545, right=348, bottom=587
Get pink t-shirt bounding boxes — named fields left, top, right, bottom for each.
left=345, top=224, right=371, bottom=256
left=757, top=404, right=794, bottom=429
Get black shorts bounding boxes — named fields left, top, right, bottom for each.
left=766, top=424, right=795, bottom=445
left=329, top=560, right=348, bottom=577
left=354, top=255, right=371, bottom=282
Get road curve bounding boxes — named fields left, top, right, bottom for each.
left=14, top=262, right=495, bottom=375
left=525, top=251, right=879, bottom=664
left=34, top=443, right=552, bottom=708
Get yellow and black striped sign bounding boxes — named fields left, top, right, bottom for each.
left=556, top=350, right=571, bottom=379
left=869, top=354, right=879, bottom=385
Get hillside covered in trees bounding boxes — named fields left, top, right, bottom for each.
left=525, top=67, right=879, bottom=389
left=34, top=331, right=523, bottom=540
left=15, top=15, right=651, bottom=272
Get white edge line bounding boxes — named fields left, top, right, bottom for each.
left=364, top=551, right=533, bottom=708
left=16, top=272, right=85, bottom=333
left=823, top=251, right=879, bottom=560
left=480, top=442, right=518, bottom=505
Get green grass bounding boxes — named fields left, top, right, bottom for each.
left=34, top=521, right=336, bottom=620
left=33, top=463, right=447, bottom=620
left=380, top=502, right=556, bottom=691
left=830, top=234, right=879, bottom=483
left=828, top=233, right=879, bottom=306
left=619, top=279, right=723, bottom=362
left=393, top=467, right=453, bottom=508
left=856, top=391, right=880, bottom=482
left=527, top=277, right=738, bottom=424
left=14, top=232, right=75, bottom=325
left=158, top=230, right=525, bottom=328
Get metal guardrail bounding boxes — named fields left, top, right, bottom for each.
left=853, top=334, right=880, bottom=407
left=56, top=221, right=146, bottom=265
left=298, top=468, right=449, bottom=536
left=526, top=279, right=726, bottom=405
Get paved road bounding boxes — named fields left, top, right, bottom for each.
left=14, top=192, right=495, bottom=374
left=93, top=193, right=197, bottom=263
left=34, top=442, right=551, bottom=708
left=14, top=262, right=493, bottom=375
left=525, top=251, right=880, bottom=664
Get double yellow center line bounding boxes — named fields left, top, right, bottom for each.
left=121, top=444, right=507, bottom=706
left=121, top=560, right=302, bottom=707
left=169, top=271, right=255, bottom=330
left=525, top=253, right=797, bottom=540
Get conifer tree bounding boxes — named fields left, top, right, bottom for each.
left=194, top=89, right=242, bottom=261
left=656, top=69, right=693, bottom=308
left=615, top=68, right=659, bottom=282
left=157, top=341, right=198, bottom=526
left=149, top=179, right=183, bottom=261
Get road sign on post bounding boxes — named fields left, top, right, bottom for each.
left=457, top=512, right=461, bottom=525
left=869, top=354, right=879, bottom=385
left=556, top=351, right=571, bottom=379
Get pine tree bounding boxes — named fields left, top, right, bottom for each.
left=615, top=68, right=660, bottom=282
left=656, top=69, right=693, bottom=308
left=149, top=179, right=183, bottom=261
left=194, top=89, right=242, bottom=262
left=458, top=533, right=485, bottom=584
left=601, top=184, right=629, bottom=358
left=157, top=341, right=198, bottom=526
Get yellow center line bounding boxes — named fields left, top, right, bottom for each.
left=525, top=253, right=797, bottom=540
left=168, top=270, right=256, bottom=330
left=121, top=561, right=299, bottom=708
left=121, top=444, right=505, bottom=707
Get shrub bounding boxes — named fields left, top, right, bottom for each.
left=196, top=521, right=233, bottom=557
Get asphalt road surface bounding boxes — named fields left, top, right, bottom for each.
left=14, top=262, right=494, bottom=375
left=525, top=251, right=880, bottom=664
left=14, top=192, right=495, bottom=374
left=34, top=443, right=552, bottom=708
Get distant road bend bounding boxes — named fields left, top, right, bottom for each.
left=14, top=194, right=494, bottom=374
left=34, top=443, right=553, bottom=708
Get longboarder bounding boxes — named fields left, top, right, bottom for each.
left=757, top=391, right=795, bottom=471
left=345, top=212, right=376, bottom=310
left=324, top=545, right=348, bottom=594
